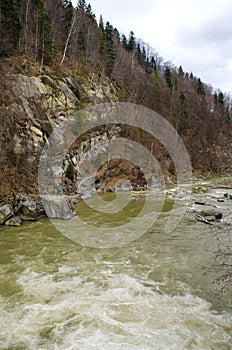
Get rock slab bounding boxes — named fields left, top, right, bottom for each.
left=0, top=204, right=14, bottom=224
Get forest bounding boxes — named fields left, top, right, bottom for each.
left=1, top=0, right=232, bottom=175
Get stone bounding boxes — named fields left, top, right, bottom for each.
left=200, top=209, right=222, bottom=220
left=15, top=194, right=38, bottom=221
left=195, top=200, right=206, bottom=205
left=20, top=206, right=38, bottom=221
left=0, top=204, right=14, bottom=224
left=41, top=195, right=75, bottom=219
left=65, top=77, right=81, bottom=99
left=5, top=216, right=22, bottom=226
left=58, top=81, right=78, bottom=102
left=224, top=193, right=232, bottom=199
left=203, top=216, right=216, bottom=222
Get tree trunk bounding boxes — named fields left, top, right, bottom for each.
left=24, top=0, right=30, bottom=52
left=60, top=14, right=76, bottom=67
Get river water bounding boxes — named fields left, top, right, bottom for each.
left=0, top=184, right=231, bottom=349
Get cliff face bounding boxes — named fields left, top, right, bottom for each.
left=1, top=0, right=232, bottom=213
left=1, top=56, right=232, bottom=211
left=0, top=57, right=119, bottom=204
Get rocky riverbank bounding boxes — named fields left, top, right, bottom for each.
left=1, top=177, right=232, bottom=227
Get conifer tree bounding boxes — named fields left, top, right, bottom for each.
left=150, top=56, right=157, bottom=73
left=218, top=91, right=224, bottom=107
left=76, top=0, right=87, bottom=12
left=98, top=15, right=105, bottom=55
left=135, top=43, right=142, bottom=64
left=180, top=91, right=187, bottom=105
left=113, top=28, right=120, bottom=45
left=142, top=46, right=147, bottom=66
left=86, top=3, right=95, bottom=19
left=121, top=34, right=127, bottom=50
left=0, top=0, right=21, bottom=56
left=127, top=31, right=135, bottom=52
left=197, top=78, right=206, bottom=96
left=178, top=65, right=184, bottom=78
left=214, top=92, right=218, bottom=105
left=165, top=66, right=173, bottom=90
left=104, top=21, right=116, bottom=76
left=77, top=23, right=87, bottom=53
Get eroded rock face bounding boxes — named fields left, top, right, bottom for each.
left=0, top=66, right=118, bottom=203
left=0, top=204, right=14, bottom=224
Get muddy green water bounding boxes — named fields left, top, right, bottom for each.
left=0, top=186, right=232, bottom=349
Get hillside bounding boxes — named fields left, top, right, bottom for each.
left=1, top=0, right=232, bottom=207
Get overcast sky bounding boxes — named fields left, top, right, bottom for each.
left=73, top=0, right=232, bottom=93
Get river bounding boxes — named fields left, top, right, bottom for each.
left=0, top=182, right=231, bottom=349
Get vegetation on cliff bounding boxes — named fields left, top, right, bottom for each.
left=1, top=0, right=232, bottom=201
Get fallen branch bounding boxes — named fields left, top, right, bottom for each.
left=195, top=214, right=214, bottom=225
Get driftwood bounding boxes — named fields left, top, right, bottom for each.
left=212, top=186, right=232, bottom=189
left=195, top=214, right=214, bottom=225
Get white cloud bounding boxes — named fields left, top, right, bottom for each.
left=72, top=0, right=232, bottom=92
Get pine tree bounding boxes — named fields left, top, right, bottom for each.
left=121, top=34, right=127, bottom=50
left=173, top=75, right=178, bottom=91
left=150, top=56, right=157, bottom=73
left=0, top=0, right=21, bottom=56
left=113, top=28, right=120, bottom=45
left=86, top=3, right=95, bottom=20
left=180, top=91, right=187, bottom=105
left=127, top=31, right=135, bottom=52
left=104, top=21, right=116, bottom=76
left=99, top=15, right=105, bottom=56
left=135, top=43, right=142, bottom=64
left=77, top=23, right=87, bottom=53
left=197, top=78, right=206, bottom=96
left=142, top=46, right=147, bottom=66
left=214, top=92, right=218, bottom=105
left=165, top=66, right=173, bottom=90
left=65, top=162, right=75, bottom=181
left=62, top=0, right=73, bottom=28
left=178, top=65, right=184, bottom=78
left=61, top=0, right=74, bottom=50
left=60, top=0, right=76, bottom=66
left=218, top=91, right=224, bottom=107
left=33, top=0, right=54, bottom=66
left=76, top=0, right=87, bottom=12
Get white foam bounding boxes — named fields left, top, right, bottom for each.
left=0, top=269, right=231, bottom=350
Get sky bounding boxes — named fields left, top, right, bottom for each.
left=73, top=0, right=232, bottom=93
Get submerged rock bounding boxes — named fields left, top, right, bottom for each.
left=224, top=193, right=232, bottom=200
left=195, top=200, right=206, bottom=205
left=0, top=204, right=14, bottom=224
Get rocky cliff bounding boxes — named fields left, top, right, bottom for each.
left=0, top=57, right=118, bottom=203
left=1, top=56, right=232, bottom=225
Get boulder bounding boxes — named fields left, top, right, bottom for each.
left=41, top=195, right=75, bottom=219
left=15, top=194, right=38, bottom=221
left=5, top=216, right=22, bottom=226
left=200, top=209, right=222, bottom=221
left=0, top=204, right=14, bottom=224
